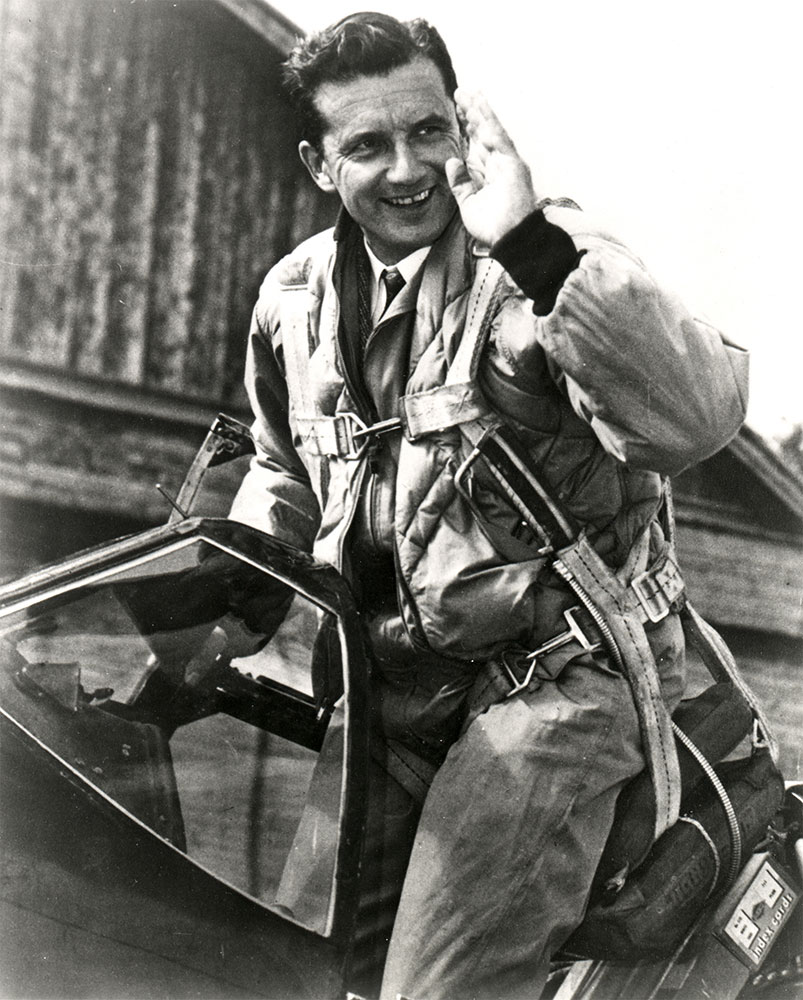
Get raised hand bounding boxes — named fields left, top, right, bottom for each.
left=446, top=89, right=538, bottom=248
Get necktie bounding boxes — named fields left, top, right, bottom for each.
left=380, top=267, right=405, bottom=316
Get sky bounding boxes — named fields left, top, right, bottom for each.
left=281, top=0, right=802, bottom=443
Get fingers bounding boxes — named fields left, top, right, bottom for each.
left=445, top=156, right=477, bottom=204
left=454, top=88, right=518, bottom=156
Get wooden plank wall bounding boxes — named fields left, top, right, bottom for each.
left=677, top=526, right=802, bottom=638
left=0, top=0, right=335, bottom=409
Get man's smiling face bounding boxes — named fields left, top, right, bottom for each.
left=299, top=58, right=463, bottom=264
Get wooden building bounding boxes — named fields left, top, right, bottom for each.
left=0, top=3, right=800, bottom=768
left=672, top=428, right=802, bottom=777
left=0, top=0, right=336, bottom=564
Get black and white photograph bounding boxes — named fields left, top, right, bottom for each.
left=0, top=1, right=800, bottom=998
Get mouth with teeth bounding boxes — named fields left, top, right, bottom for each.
left=383, top=187, right=435, bottom=208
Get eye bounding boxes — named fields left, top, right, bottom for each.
left=348, top=136, right=381, bottom=157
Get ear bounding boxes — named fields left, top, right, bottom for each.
left=299, top=141, right=336, bottom=194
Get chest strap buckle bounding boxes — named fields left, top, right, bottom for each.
left=298, top=412, right=402, bottom=460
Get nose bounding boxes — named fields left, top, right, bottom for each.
left=385, top=140, right=427, bottom=186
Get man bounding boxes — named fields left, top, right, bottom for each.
left=230, top=12, right=748, bottom=999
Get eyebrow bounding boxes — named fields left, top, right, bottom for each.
left=413, top=112, right=452, bottom=129
left=339, top=111, right=453, bottom=148
left=342, top=128, right=383, bottom=148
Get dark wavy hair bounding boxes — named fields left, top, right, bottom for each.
left=283, top=12, right=458, bottom=148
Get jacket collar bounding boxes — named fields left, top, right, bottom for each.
left=330, top=206, right=477, bottom=385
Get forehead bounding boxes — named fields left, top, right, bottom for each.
left=313, top=58, right=454, bottom=142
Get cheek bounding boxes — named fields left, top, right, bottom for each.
left=334, top=165, right=377, bottom=206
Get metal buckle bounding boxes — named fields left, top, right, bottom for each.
left=314, top=413, right=402, bottom=460
left=332, top=412, right=369, bottom=459
left=500, top=607, right=602, bottom=698
left=352, top=416, right=403, bottom=443
left=631, top=554, right=684, bottom=624
left=499, top=648, right=540, bottom=699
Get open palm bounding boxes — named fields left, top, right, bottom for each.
left=446, top=90, right=538, bottom=248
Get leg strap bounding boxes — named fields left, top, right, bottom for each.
left=371, top=738, right=438, bottom=807
left=555, top=535, right=682, bottom=840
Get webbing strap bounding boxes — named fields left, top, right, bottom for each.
left=279, top=272, right=332, bottom=498
left=410, top=253, right=684, bottom=837
left=295, top=412, right=401, bottom=460
left=446, top=257, right=508, bottom=386
left=400, top=257, right=506, bottom=440
left=371, top=738, right=437, bottom=806
left=681, top=602, right=778, bottom=762
left=281, top=284, right=316, bottom=424
left=555, top=535, right=682, bottom=839
left=400, top=382, right=488, bottom=440
left=458, top=422, right=578, bottom=550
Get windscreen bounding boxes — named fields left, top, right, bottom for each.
left=0, top=535, right=346, bottom=936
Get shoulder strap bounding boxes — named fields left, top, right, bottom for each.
left=445, top=256, right=508, bottom=386
left=277, top=251, right=328, bottom=425
left=400, top=257, right=506, bottom=440
left=278, top=259, right=331, bottom=502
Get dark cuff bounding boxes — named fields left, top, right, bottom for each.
left=490, top=209, right=582, bottom=315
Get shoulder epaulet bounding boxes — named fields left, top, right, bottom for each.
left=277, top=256, right=313, bottom=288
left=276, top=227, right=337, bottom=287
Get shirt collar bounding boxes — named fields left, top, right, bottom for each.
left=363, top=239, right=432, bottom=285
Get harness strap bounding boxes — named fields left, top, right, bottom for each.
left=410, top=254, right=684, bottom=839
left=446, top=256, right=507, bottom=386
left=280, top=282, right=316, bottom=418
left=465, top=608, right=603, bottom=726
left=455, top=421, right=579, bottom=551
left=371, top=738, right=438, bottom=807
left=295, top=412, right=402, bottom=460
left=681, top=601, right=778, bottom=761
left=400, top=257, right=506, bottom=440
left=400, top=382, right=489, bottom=440
left=281, top=255, right=505, bottom=453
left=279, top=274, right=331, bottom=500
left=554, top=535, right=682, bottom=838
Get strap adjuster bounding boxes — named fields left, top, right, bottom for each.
left=500, top=607, right=602, bottom=698
left=313, top=412, right=367, bottom=459
left=304, top=412, right=402, bottom=459
left=631, top=552, right=685, bottom=624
